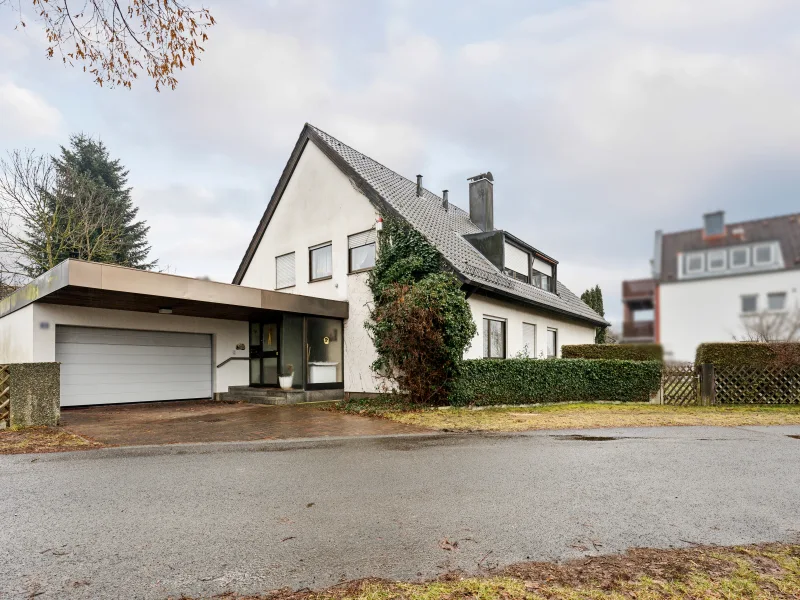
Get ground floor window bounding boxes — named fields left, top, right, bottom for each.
left=547, top=328, right=558, bottom=358
left=522, top=323, right=537, bottom=358
left=483, top=317, right=506, bottom=359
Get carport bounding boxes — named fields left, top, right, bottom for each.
left=0, top=259, right=348, bottom=407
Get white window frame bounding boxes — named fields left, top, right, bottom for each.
left=730, top=246, right=750, bottom=269
left=275, top=252, right=296, bottom=290
left=546, top=327, right=558, bottom=358
left=684, top=252, right=705, bottom=275
left=706, top=249, right=726, bottom=272
left=483, top=316, right=507, bottom=359
left=767, top=292, right=787, bottom=312
left=741, top=294, right=758, bottom=314
left=522, top=322, right=537, bottom=358
left=753, top=243, right=774, bottom=266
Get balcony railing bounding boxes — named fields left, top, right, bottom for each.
left=622, top=320, right=654, bottom=341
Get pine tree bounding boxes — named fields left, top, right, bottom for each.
left=581, top=285, right=607, bottom=344
left=53, top=134, right=155, bottom=270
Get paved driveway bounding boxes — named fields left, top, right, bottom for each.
left=60, top=400, right=427, bottom=446
left=2, top=425, right=800, bottom=599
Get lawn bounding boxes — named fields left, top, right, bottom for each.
left=0, top=426, right=103, bottom=454
left=180, top=543, right=800, bottom=599
left=338, top=400, right=800, bottom=432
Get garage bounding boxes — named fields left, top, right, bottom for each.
left=56, top=326, right=212, bottom=407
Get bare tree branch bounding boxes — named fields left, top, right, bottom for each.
left=1, top=0, right=215, bottom=90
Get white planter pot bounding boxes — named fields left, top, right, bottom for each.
left=279, top=374, right=294, bottom=390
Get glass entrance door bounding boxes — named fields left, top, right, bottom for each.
left=249, top=321, right=280, bottom=386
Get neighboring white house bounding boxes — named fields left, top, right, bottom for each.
left=0, top=123, right=605, bottom=406
left=622, top=211, right=800, bottom=361
left=233, top=124, right=606, bottom=394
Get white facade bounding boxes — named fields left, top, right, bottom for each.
left=466, top=294, right=595, bottom=359
left=660, top=270, right=800, bottom=361
left=238, top=140, right=597, bottom=393
left=1, top=303, right=249, bottom=395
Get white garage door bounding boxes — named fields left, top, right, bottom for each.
left=56, top=326, right=212, bottom=407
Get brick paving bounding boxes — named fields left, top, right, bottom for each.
left=60, top=400, right=428, bottom=447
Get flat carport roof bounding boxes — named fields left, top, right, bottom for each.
left=0, top=259, right=348, bottom=321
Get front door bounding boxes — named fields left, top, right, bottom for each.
left=249, top=321, right=280, bottom=386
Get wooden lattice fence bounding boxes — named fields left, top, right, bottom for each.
left=715, top=365, right=800, bottom=404
left=661, top=362, right=699, bottom=405
left=0, top=364, right=9, bottom=428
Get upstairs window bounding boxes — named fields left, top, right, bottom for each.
left=275, top=252, right=295, bottom=289
left=707, top=250, right=726, bottom=271
left=309, top=242, right=332, bottom=281
left=532, top=257, right=554, bottom=292
left=348, top=229, right=377, bottom=273
left=504, top=242, right=530, bottom=283
left=753, top=244, right=773, bottom=266
left=483, top=317, right=506, bottom=359
left=730, top=247, right=749, bottom=268
left=767, top=292, right=787, bottom=311
left=685, top=253, right=704, bottom=274
left=741, top=295, right=758, bottom=314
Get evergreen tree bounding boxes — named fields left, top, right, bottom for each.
left=53, top=134, right=155, bottom=270
left=581, top=285, right=607, bottom=344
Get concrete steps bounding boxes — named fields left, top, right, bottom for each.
left=220, top=386, right=343, bottom=405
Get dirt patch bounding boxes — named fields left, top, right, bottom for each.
left=0, top=426, right=103, bottom=454
left=172, top=543, right=800, bottom=600
left=553, top=434, right=619, bottom=441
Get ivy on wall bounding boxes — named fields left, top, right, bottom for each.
left=366, top=215, right=476, bottom=404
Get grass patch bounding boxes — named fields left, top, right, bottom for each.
left=336, top=399, right=800, bottom=432
left=178, top=543, right=800, bottom=599
left=0, top=426, right=103, bottom=454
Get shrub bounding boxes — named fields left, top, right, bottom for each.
left=562, top=343, right=664, bottom=362
left=450, top=358, right=662, bottom=406
left=695, top=342, right=800, bottom=369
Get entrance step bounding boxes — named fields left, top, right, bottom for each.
left=219, top=387, right=343, bottom=405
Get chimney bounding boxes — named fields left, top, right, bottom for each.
left=468, top=172, right=494, bottom=231
left=416, top=174, right=423, bottom=197
left=442, top=190, right=449, bottom=211
left=703, top=211, right=725, bottom=238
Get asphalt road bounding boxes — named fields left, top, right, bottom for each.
left=3, top=425, right=800, bottom=600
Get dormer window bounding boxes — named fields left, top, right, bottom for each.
left=707, top=250, right=726, bottom=271
left=532, top=257, right=554, bottom=292
left=685, top=253, right=704, bottom=274
left=730, top=247, right=749, bottom=268
left=753, top=244, right=773, bottom=266
left=503, top=242, right=530, bottom=283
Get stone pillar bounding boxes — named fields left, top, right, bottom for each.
left=9, top=363, right=60, bottom=428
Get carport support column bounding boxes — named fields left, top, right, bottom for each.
left=700, top=363, right=716, bottom=406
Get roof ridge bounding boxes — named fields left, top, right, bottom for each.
left=663, top=211, right=800, bottom=238
left=307, top=123, right=473, bottom=220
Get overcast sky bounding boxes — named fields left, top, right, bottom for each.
left=3, top=0, right=800, bottom=325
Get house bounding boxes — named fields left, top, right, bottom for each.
left=0, top=124, right=605, bottom=407
left=621, top=211, right=800, bottom=361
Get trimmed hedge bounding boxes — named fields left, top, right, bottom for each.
left=695, top=342, right=800, bottom=368
left=562, top=343, right=664, bottom=362
left=450, top=358, right=662, bottom=406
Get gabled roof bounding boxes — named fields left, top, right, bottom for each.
left=233, top=124, right=607, bottom=327
left=660, top=213, right=800, bottom=282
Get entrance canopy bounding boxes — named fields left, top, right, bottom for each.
left=0, top=259, right=348, bottom=322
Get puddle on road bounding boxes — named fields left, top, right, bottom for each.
left=553, top=434, right=619, bottom=442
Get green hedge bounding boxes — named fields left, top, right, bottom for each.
left=562, top=343, right=664, bottom=362
left=695, top=342, right=800, bottom=367
left=450, top=358, right=662, bottom=406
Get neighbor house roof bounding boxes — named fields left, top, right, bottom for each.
left=233, top=124, right=607, bottom=327
left=659, top=213, right=800, bottom=282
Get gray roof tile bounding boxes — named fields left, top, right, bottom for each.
left=309, top=125, right=607, bottom=326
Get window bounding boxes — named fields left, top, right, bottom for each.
left=348, top=229, right=377, bottom=273
left=522, top=323, right=537, bottom=358
left=707, top=250, right=726, bottom=271
left=275, top=252, right=295, bottom=289
left=309, top=243, right=332, bottom=281
left=741, top=295, right=758, bottom=314
left=504, top=242, right=530, bottom=283
left=505, top=268, right=529, bottom=283
left=767, top=292, right=787, bottom=311
left=685, top=253, right=704, bottom=274
left=753, top=244, right=773, bottom=265
left=532, top=270, right=551, bottom=291
left=704, top=212, right=725, bottom=236
left=532, top=257, right=554, bottom=292
left=730, top=247, right=749, bottom=268
left=483, top=317, right=506, bottom=359
left=546, top=328, right=558, bottom=358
